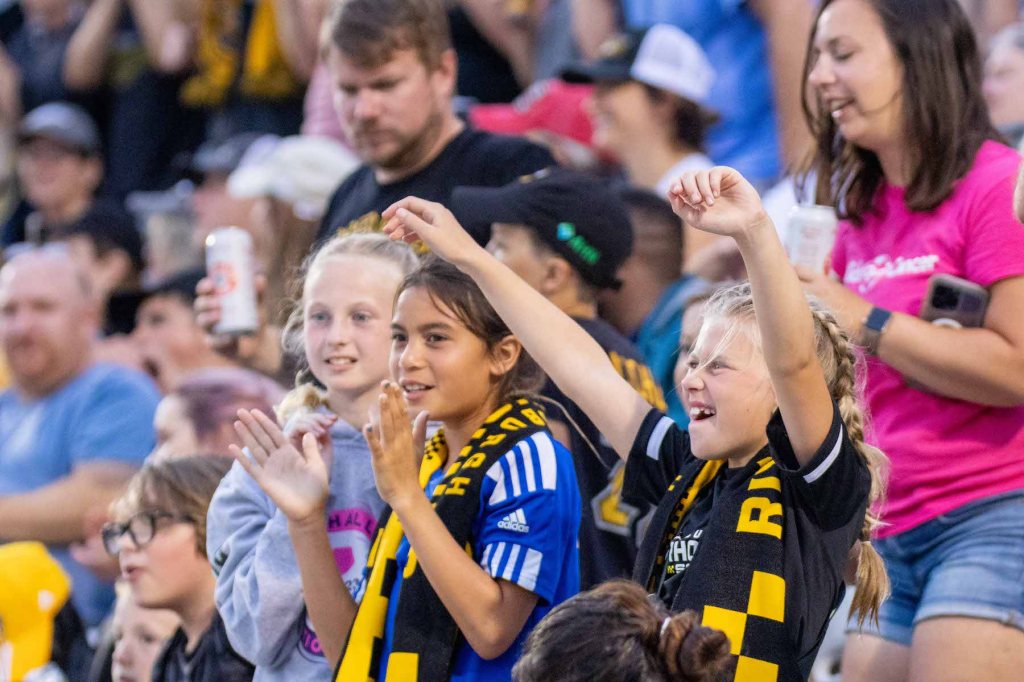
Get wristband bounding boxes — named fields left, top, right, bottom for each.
left=859, top=307, right=892, bottom=356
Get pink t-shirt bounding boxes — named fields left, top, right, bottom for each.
left=831, top=141, right=1024, bottom=538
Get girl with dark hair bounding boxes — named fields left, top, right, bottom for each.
left=513, top=580, right=734, bottom=682
left=799, top=1, right=1024, bottom=680
left=231, top=257, right=581, bottom=681
left=382, top=160, right=885, bottom=681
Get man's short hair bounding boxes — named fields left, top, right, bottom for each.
left=329, top=0, right=451, bottom=70
left=617, top=186, right=684, bottom=282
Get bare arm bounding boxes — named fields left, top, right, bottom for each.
left=801, top=273, right=1024, bottom=407
left=367, top=384, right=538, bottom=659
left=270, top=0, right=326, bottom=81
left=381, top=198, right=651, bottom=459
left=0, top=462, right=136, bottom=543
left=749, top=0, right=814, bottom=171
left=572, top=0, right=619, bottom=60
left=64, top=0, right=122, bottom=91
left=0, top=42, right=22, bottom=127
left=672, top=168, right=833, bottom=465
left=126, top=0, right=195, bottom=73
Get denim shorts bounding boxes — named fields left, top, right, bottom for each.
left=848, top=491, right=1024, bottom=646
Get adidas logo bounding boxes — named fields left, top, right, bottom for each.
left=497, top=508, right=530, bottom=533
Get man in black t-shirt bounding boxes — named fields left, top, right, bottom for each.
left=315, top=0, right=553, bottom=245
left=451, top=168, right=667, bottom=588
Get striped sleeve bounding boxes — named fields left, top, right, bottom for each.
left=623, top=409, right=695, bottom=508
left=476, top=432, right=576, bottom=602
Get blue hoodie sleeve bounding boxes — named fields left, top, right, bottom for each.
left=206, top=461, right=306, bottom=668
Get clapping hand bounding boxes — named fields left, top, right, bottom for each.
left=362, top=382, right=429, bottom=509
left=230, top=409, right=329, bottom=525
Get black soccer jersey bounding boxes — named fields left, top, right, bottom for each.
left=624, top=402, right=871, bottom=681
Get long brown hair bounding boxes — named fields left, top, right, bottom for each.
left=512, top=580, right=735, bottom=682
left=801, top=0, right=1000, bottom=223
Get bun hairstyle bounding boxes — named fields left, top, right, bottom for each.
left=698, top=282, right=890, bottom=625
left=277, top=232, right=420, bottom=422
left=396, top=256, right=545, bottom=403
left=512, top=580, right=734, bottom=682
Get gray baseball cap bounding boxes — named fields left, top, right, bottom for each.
left=18, top=102, right=101, bottom=156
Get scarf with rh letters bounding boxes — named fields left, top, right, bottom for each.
left=336, top=398, right=548, bottom=682
left=633, top=453, right=802, bottom=682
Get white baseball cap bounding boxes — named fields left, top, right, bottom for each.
left=561, top=24, right=715, bottom=105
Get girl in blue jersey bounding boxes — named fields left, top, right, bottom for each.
left=231, top=257, right=581, bottom=682
left=381, top=168, right=888, bottom=681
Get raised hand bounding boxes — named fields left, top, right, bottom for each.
left=667, top=167, right=771, bottom=240
left=381, top=197, right=484, bottom=267
left=362, top=381, right=429, bottom=508
left=230, top=409, right=329, bottom=524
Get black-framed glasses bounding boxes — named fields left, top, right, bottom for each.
left=101, top=510, right=194, bottom=555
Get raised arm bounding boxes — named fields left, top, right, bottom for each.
left=64, top=0, right=122, bottom=91
left=670, top=167, right=833, bottom=465
left=382, top=197, right=652, bottom=460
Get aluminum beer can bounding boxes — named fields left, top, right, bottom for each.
left=785, top=204, right=838, bottom=273
left=205, top=227, right=258, bottom=335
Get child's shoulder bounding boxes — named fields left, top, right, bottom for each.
left=484, top=430, right=575, bottom=498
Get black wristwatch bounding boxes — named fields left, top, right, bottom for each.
left=859, top=307, right=892, bottom=356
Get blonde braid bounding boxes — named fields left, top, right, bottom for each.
left=810, top=305, right=891, bottom=626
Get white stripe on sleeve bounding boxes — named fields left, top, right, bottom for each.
left=518, top=548, right=543, bottom=592
left=804, top=424, right=845, bottom=484
left=501, top=544, right=522, bottom=582
left=532, top=433, right=558, bottom=490
left=507, top=450, right=522, bottom=497
left=489, top=542, right=507, bottom=577
left=519, top=441, right=537, bottom=493
left=646, top=416, right=674, bottom=460
left=486, top=463, right=507, bottom=505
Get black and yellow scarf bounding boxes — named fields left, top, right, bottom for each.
left=634, top=454, right=801, bottom=682
left=336, top=398, right=549, bottom=682
left=181, top=0, right=301, bottom=107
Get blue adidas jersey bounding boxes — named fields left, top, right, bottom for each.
left=377, top=431, right=581, bottom=681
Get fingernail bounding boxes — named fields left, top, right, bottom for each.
left=691, top=194, right=701, bottom=203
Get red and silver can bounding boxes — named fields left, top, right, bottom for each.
left=205, top=227, right=258, bottom=335
left=785, top=204, right=838, bottom=274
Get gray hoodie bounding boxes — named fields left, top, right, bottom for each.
left=206, top=415, right=384, bottom=681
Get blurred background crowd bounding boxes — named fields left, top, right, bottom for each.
left=1, top=0, right=1024, bottom=681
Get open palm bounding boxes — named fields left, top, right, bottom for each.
left=231, top=409, right=329, bottom=524
left=667, top=166, right=769, bottom=239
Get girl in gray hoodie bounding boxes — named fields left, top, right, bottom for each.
left=205, top=232, right=419, bottom=681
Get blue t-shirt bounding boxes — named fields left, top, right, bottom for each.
left=377, top=431, right=581, bottom=681
left=622, top=0, right=781, bottom=184
left=0, top=363, right=160, bottom=625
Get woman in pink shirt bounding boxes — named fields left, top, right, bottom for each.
left=799, top=1, right=1024, bottom=681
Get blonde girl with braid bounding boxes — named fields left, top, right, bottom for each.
left=206, top=233, right=418, bottom=681
left=380, top=165, right=887, bottom=681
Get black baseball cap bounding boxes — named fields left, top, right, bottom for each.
left=65, top=203, right=145, bottom=273
left=18, top=102, right=101, bottom=156
left=451, top=168, right=633, bottom=290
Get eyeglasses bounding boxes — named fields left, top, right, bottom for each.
left=101, top=510, right=195, bottom=555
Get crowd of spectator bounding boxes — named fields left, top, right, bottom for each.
left=2, top=0, right=1024, bottom=681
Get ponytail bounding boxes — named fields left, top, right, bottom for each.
left=811, top=307, right=891, bottom=626
left=658, top=609, right=735, bottom=682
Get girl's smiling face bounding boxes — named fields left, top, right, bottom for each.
left=680, top=318, right=777, bottom=466
left=389, top=286, right=507, bottom=431
left=807, top=0, right=904, bottom=153
left=304, top=254, right=405, bottom=407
